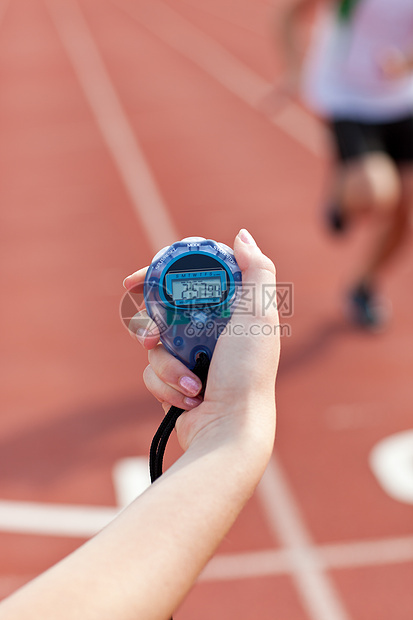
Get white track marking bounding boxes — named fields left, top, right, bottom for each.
left=0, top=493, right=411, bottom=572
left=201, top=535, right=413, bottom=581
left=117, top=0, right=267, bottom=107
left=0, top=457, right=151, bottom=538
left=115, top=0, right=326, bottom=157
left=0, top=500, right=118, bottom=538
left=319, top=535, right=413, bottom=569
left=201, top=548, right=294, bottom=580
left=370, top=430, right=413, bottom=505
left=45, top=0, right=178, bottom=252
left=256, top=456, right=351, bottom=620
left=112, top=456, right=151, bottom=507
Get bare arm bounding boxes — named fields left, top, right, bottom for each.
left=0, top=230, right=280, bottom=620
left=277, top=0, right=326, bottom=94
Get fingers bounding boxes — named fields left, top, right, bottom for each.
left=123, top=267, right=148, bottom=291
left=143, top=346, right=204, bottom=410
left=129, top=311, right=160, bottom=350
left=123, top=229, right=280, bottom=416
left=123, top=267, right=160, bottom=349
left=123, top=265, right=203, bottom=407
left=205, top=229, right=280, bottom=404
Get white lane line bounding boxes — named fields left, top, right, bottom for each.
left=45, top=0, right=178, bottom=252
left=201, top=535, right=413, bottom=581
left=257, top=456, right=351, bottom=620
left=201, top=548, right=294, bottom=581
left=116, top=0, right=267, bottom=107
left=0, top=500, right=118, bottom=538
left=112, top=456, right=151, bottom=507
left=0, top=457, right=151, bottom=538
left=115, top=0, right=326, bottom=157
left=320, top=535, right=413, bottom=569
left=1, top=488, right=411, bottom=573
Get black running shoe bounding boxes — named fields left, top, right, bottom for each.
left=347, top=283, right=389, bottom=331
left=326, top=203, right=347, bottom=234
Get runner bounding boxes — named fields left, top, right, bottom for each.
left=279, top=0, right=413, bottom=328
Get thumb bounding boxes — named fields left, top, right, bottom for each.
left=233, top=229, right=278, bottom=303
left=205, top=230, right=280, bottom=403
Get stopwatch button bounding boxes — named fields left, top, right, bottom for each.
left=180, top=236, right=206, bottom=242
left=216, top=242, right=233, bottom=255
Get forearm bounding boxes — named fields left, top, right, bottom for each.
left=277, top=0, right=316, bottom=76
left=0, top=415, right=275, bottom=620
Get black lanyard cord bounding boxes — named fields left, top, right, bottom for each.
left=149, top=352, right=211, bottom=483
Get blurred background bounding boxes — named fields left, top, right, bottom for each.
left=0, top=1, right=412, bottom=618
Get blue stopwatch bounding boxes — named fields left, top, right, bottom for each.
left=144, top=237, right=242, bottom=369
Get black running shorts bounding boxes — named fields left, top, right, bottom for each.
left=330, top=114, right=413, bottom=164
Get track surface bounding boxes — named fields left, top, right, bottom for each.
left=0, top=1, right=412, bottom=618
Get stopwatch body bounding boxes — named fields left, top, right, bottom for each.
left=144, top=237, right=242, bottom=369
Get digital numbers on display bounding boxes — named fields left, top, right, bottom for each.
left=172, top=277, right=221, bottom=301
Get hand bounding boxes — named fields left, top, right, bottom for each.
left=378, top=47, right=413, bottom=80
left=123, top=229, right=280, bottom=455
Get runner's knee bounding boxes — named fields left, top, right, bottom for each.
left=341, top=155, right=401, bottom=215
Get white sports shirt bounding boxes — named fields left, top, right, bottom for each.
left=302, top=0, right=413, bottom=121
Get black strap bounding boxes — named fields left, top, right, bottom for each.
left=149, top=351, right=211, bottom=483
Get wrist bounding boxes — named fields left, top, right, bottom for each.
left=179, top=400, right=276, bottom=475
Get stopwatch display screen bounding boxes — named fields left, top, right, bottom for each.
left=172, top=277, right=222, bottom=302
left=165, top=269, right=226, bottom=307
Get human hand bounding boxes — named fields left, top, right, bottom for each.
left=123, top=229, right=280, bottom=455
left=378, top=46, right=413, bottom=80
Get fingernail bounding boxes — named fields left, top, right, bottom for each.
left=238, top=228, right=257, bottom=245
left=183, top=396, right=202, bottom=409
left=179, top=375, right=202, bottom=396
left=123, top=275, right=133, bottom=289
